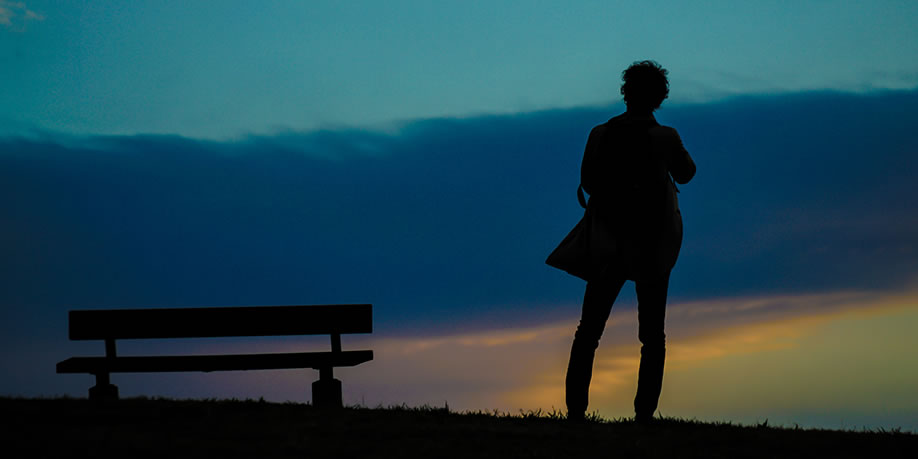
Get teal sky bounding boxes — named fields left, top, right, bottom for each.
left=3, top=0, right=918, bottom=138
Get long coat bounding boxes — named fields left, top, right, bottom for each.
left=580, top=112, right=696, bottom=279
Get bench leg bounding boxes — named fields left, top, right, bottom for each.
left=312, top=367, right=342, bottom=409
left=89, top=372, right=119, bottom=402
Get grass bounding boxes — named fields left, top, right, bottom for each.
left=1, top=397, right=915, bottom=458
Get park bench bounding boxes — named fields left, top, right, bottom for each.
left=56, top=304, right=373, bottom=408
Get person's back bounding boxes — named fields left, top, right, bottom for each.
left=565, top=60, right=695, bottom=423
left=580, top=109, right=694, bottom=279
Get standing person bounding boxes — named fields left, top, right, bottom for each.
left=565, top=61, right=696, bottom=423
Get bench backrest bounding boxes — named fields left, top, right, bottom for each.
left=68, top=304, right=372, bottom=340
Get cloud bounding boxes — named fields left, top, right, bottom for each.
left=0, top=1, right=44, bottom=30
left=335, top=287, right=918, bottom=430
left=2, top=90, right=918, bottom=418
left=491, top=286, right=918, bottom=415
left=3, top=89, right=917, bottom=330
left=657, top=291, right=918, bottom=430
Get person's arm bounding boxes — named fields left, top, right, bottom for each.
left=654, top=126, right=695, bottom=184
left=580, top=125, right=607, bottom=196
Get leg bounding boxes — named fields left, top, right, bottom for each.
left=633, top=270, right=671, bottom=420
left=566, top=274, right=626, bottom=419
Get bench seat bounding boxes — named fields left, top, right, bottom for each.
left=57, top=350, right=374, bottom=374
left=57, top=304, right=374, bottom=406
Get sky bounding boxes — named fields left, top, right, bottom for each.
left=2, top=1, right=918, bottom=431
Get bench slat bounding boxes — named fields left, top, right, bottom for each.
left=56, top=350, right=374, bottom=374
left=69, top=304, right=372, bottom=340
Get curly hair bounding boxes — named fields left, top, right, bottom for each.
left=620, top=60, right=669, bottom=112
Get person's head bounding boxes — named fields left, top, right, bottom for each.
left=620, top=60, right=669, bottom=113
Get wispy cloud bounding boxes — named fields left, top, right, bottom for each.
left=0, top=1, right=43, bottom=31
left=343, top=286, right=918, bottom=430
left=135, top=285, right=918, bottom=413
left=119, top=286, right=917, bottom=431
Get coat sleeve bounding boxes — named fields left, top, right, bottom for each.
left=655, top=126, right=695, bottom=184
left=580, top=125, right=607, bottom=196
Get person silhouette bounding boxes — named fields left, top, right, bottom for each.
left=565, top=60, right=696, bottom=423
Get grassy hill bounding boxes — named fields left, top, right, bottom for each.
left=2, top=397, right=915, bottom=458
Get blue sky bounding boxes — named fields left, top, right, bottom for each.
left=3, top=1, right=918, bottom=137
left=2, top=1, right=918, bottom=430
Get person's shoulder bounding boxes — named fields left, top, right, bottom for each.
left=591, top=114, right=626, bottom=133
left=649, top=124, right=680, bottom=139
left=605, top=113, right=629, bottom=126
left=589, top=123, right=609, bottom=138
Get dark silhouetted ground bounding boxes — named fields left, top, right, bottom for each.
left=1, top=397, right=915, bottom=458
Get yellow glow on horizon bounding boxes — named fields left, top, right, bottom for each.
left=368, top=287, right=918, bottom=425
left=240, top=285, right=918, bottom=429
left=595, top=289, right=918, bottom=426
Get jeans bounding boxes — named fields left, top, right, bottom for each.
left=565, top=269, right=670, bottom=418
